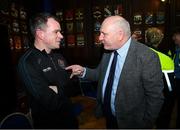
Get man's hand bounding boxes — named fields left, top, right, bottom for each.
left=65, top=65, right=84, bottom=78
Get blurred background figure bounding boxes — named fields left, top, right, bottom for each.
left=146, top=27, right=175, bottom=128
left=172, top=27, right=180, bottom=128
left=131, top=31, right=142, bottom=42
left=146, top=27, right=164, bottom=48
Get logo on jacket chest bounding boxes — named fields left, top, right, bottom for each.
left=58, top=59, right=66, bottom=69
left=42, top=67, right=52, bottom=72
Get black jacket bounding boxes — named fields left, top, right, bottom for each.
left=18, top=47, right=78, bottom=128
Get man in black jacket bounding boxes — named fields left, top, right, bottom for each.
left=18, top=13, right=78, bottom=129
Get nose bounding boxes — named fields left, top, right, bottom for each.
left=99, top=33, right=103, bottom=41
left=58, top=32, right=63, bottom=39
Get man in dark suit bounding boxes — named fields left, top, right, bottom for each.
left=66, top=15, right=164, bottom=128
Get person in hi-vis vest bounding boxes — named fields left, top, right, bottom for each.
left=172, top=27, right=180, bottom=128
left=145, top=27, right=175, bottom=128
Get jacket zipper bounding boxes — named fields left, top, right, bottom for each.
left=48, top=56, right=58, bottom=71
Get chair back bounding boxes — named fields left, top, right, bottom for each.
left=0, top=112, right=33, bottom=129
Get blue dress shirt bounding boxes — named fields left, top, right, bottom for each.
left=102, top=38, right=131, bottom=116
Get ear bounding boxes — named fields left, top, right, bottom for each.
left=117, top=30, right=124, bottom=41
left=36, top=29, right=44, bottom=40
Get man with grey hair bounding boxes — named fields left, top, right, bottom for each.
left=66, top=15, right=164, bottom=128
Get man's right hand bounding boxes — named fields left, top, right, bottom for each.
left=65, top=65, right=85, bottom=78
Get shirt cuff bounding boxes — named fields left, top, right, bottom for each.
left=79, top=67, right=86, bottom=78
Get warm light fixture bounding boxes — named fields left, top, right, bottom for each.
left=161, top=0, right=165, bottom=2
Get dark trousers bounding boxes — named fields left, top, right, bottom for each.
left=156, top=74, right=176, bottom=128
left=33, top=115, right=78, bottom=129
left=175, top=78, right=180, bottom=128
left=105, top=114, right=118, bottom=129
left=156, top=90, right=176, bottom=128
left=32, top=108, right=79, bottom=129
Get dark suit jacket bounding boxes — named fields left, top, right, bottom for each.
left=84, top=40, right=164, bottom=128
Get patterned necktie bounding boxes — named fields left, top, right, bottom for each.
left=103, top=51, right=118, bottom=115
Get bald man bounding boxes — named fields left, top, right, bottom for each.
left=66, top=16, right=164, bottom=128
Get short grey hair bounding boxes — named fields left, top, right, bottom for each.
left=113, top=16, right=131, bottom=37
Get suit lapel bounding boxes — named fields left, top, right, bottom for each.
left=101, top=53, right=111, bottom=82
left=115, top=41, right=136, bottom=99
left=97, top=52, right=112, bottom=102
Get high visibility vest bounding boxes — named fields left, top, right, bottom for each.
left=168, top=50, right=172, bottom=57
left=151, top=48, right=174, bottom=91
left=151, top=48, right=174, bottom=71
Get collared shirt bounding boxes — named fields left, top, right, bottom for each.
left=102, top=38, right=131, bottom=115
